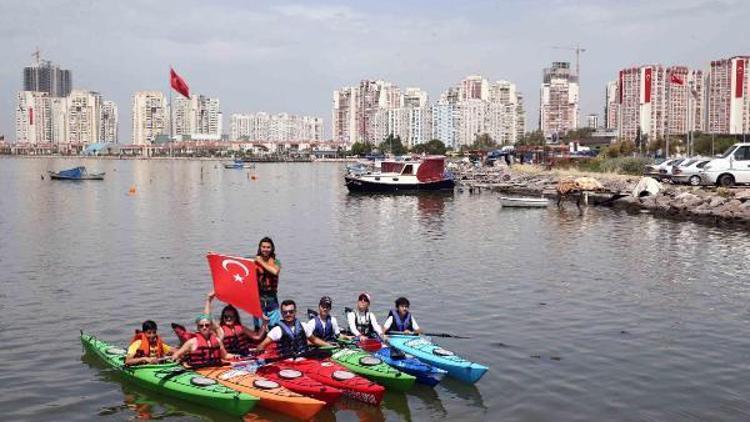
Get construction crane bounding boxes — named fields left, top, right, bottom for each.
left=551, top=44, right=587, bottom=78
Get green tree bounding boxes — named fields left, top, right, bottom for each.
left=602, top=139, right=636, bottom=158
left=562, top=127, right=595, bottom=141
left=692, top=132, right=739, bottom=156
left=470, top=133, right=496, bottom=150
left=411, top=139, right=447, bottom=155
left=349, top=142, right=373, bottom=156
left=378, top=135, right=407, bottom=155
left=516, top=130, right=545, bottom=146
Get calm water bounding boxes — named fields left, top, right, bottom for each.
left=2, top=158, right=750, bottom=421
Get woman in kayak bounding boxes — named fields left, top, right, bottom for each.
left=172, top=314, right=237, bottom=368
left=383, top=297, right=422, bottom=335
left=346, top=292, right=387, bottom=342
left=255, top=237, right=281, bottom=328
left=204, top=290, right=268, bottom=355
left=125, top=320, right=173, bottom=366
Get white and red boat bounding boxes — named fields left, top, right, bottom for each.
left=344, top=156, right=455, bottom=193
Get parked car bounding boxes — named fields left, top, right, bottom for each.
left=701, top=143, right=750, bottom=186
left=645, top=158, right=684, bottom=181
left=671, top=158, right=710, bottom=185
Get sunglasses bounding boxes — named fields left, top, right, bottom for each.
left=281, top=309, right=296, bottom=315
left=223, top=314, right=236, bottom=319
left=198, top=323, right=212, bottom=328
left=320, top=305, right=331, bottom=310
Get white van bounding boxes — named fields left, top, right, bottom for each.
left=701, top=143, right=750, bottom=186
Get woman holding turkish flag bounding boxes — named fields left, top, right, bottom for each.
left=254, top=237, right=282, bottom=327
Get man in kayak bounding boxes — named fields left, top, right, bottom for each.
left=172, top=314, right=238, bottom=368
left=346, top=292, right=387, bottom=343
left=383, top=297, right=422, bottom=335
left=256, top=300, right=329, bottom=355
left=254, top=237, right=282, bottom=328
left=125, top=320, right=173, bottom=366
left=306, top=296, right=350, bottom=343
left=204, top=290, right=267, bottom=355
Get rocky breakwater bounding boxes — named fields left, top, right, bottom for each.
left=454, top=164, right=750, bottom=228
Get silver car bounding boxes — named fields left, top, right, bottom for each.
left=671, top=158, right=710, bottom=185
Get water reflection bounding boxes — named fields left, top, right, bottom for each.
left=438, top=377, right=486, bottom=410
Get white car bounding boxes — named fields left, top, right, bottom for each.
left=701, top=143, right=750, bottom=186
left=671, top=158, right=710, bottom=185
left=644, top=158, right=683, bottom=180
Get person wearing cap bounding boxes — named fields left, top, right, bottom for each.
left=306, top=296, right=349, bottom=343
left=172, top=314, right=237, bottom=368
left=383, top=297, right=422, bottom=335
left=346, top=292, right=386, bottom=342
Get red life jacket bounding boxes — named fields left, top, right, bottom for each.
left=129, top=331, right=166, bottom=358
left=257, top=259, right=279, bottom=295
left=220, top=323, right=254, bottom=354
left=186, top=332, right=222, bottom=368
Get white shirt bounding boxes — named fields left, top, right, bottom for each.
left=346, top=310, right=384, bottom=337
left=267, top=320, right=314, bottom=342
left=304, top=316, right=341, bottom=337
left=383, top=314, right=420, bottom=332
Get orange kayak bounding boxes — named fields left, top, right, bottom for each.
left=196, top=366, right=325, bottom=420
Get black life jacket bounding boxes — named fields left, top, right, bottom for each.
left=186, top=333, right=222, bottom=368
left=221, top=323, right=253, bottom=355
left=354, top=311, right=375, bottom=337
left=312, top=316, right=335, bottom=342
left=278, top=319, right=308, bottom=355
left=386, top=309, right=413, bottom=333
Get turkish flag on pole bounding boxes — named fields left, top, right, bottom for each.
left=206, top=253, right=262, bottom=317
left=170, top=67, right=190, bottom=98
left=670, top=73, right=685, bottom=85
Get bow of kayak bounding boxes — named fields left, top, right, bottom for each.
left=388, top=335, right=488, bottom=384
left=80, top=332, right=258, bottom=416
left=330, top=347, right=416, bottom=392
left=373, top=347, right=447, bottom=387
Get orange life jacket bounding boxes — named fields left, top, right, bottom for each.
left=129, top=331, right=166, bottom=358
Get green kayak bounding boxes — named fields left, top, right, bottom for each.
left=329, top=346, right=415, bottom=392
left=80, top=332, right=258, bottom=416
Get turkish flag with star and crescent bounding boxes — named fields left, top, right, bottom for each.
left=206, top=253, right=262, bottom=317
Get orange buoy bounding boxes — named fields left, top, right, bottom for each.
left=128, top=184, right=137, bottom=196
left=251, top=175, right=257, bottom=181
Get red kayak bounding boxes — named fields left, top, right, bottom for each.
left=256, top=364, right=343, bottom=405
left=258, top=347, right=385, bottom=406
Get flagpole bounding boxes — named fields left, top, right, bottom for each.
left=169, top=66, right=173, bottom=157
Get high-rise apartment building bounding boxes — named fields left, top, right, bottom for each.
left=231, top=112, right=323, bottom=142
left=172, top=95, right=222, bottom=141
left=16, top=91, right=51, bottom=144
left=23, top=58, right=72, bottom=97
left=66, top=90, right=102, bottom=144
left=540, top=62, right=579, bottom=139
left=332, top=87, right=356, bottom=144
left=707, top=56, right=749, bottom=134
left=131, top=91, right=167, bottom=145
left=586, top=114, right=599, bottom=129
left=604, top=81, right=619, bottom=130
left=101, top=101, right=118, bottom=143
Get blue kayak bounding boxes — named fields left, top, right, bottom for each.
left=387, top=335, right=488, bottom=384
left=373, top=347, right=447, bottom=387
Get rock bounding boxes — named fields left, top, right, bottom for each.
left=708, top=197, right=726, bottom=208
left=734, top=190, right=750, bottom=201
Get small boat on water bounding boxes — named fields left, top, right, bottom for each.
left=224, top=160, right=255, bottom=169
left=345, top=156, right=454, bottom=193
left=499, top=196, right=550, bottom=208
left=49, top=166, right=105, bottom=180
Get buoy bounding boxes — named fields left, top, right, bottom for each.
left=251, top=175, right=257, bottom=181
left=128, top=185, right=137, bottom=196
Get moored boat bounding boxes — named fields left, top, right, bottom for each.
left=345, top=156, right=454, bottom=193
left=499, top=196, right=550, bottom=208
left=224, top=160, right=255, bottom=169
left=49, top=166, right=105, bottom=180
left=387, top=335, right=488, bottom=384
left=80, top=332, right=258, bottom=416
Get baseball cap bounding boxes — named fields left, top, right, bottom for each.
left=319, top=296, right=333, bottom=307
left=358, top=292, right=371, bottom=303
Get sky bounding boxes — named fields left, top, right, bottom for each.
left=1, top=0, right=749, bottom=142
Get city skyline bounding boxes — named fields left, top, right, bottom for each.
left=1, top=1, right=749, bottom=142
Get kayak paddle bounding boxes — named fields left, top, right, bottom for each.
left=388, top=331, right=472, bottom=339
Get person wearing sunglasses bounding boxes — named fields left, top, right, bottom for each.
left=346, top=292, right=387, bottom=343
left=125, top=320, right=173, bottom=366
left=305, top=296, right=350, bottom=343
left=203, top=290, right=267, bottom=355
left=172, top=314, right=237, bottom=368
left=257, top=300, right=329, bottom=355
left=383, top=296, right=422, bottom=335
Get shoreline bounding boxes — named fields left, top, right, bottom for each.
left=0, top=155, right=359, bottom=162
left=455, top=164, right=750, bottom=229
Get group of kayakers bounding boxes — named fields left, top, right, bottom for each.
left=125, top=237, right=422, bottom=368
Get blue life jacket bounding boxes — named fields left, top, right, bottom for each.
left=387, top=309, right=413, bottom=332
left=312, top=316, right=335, bottom=342
left=278, top=319, right=308, bottom=355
